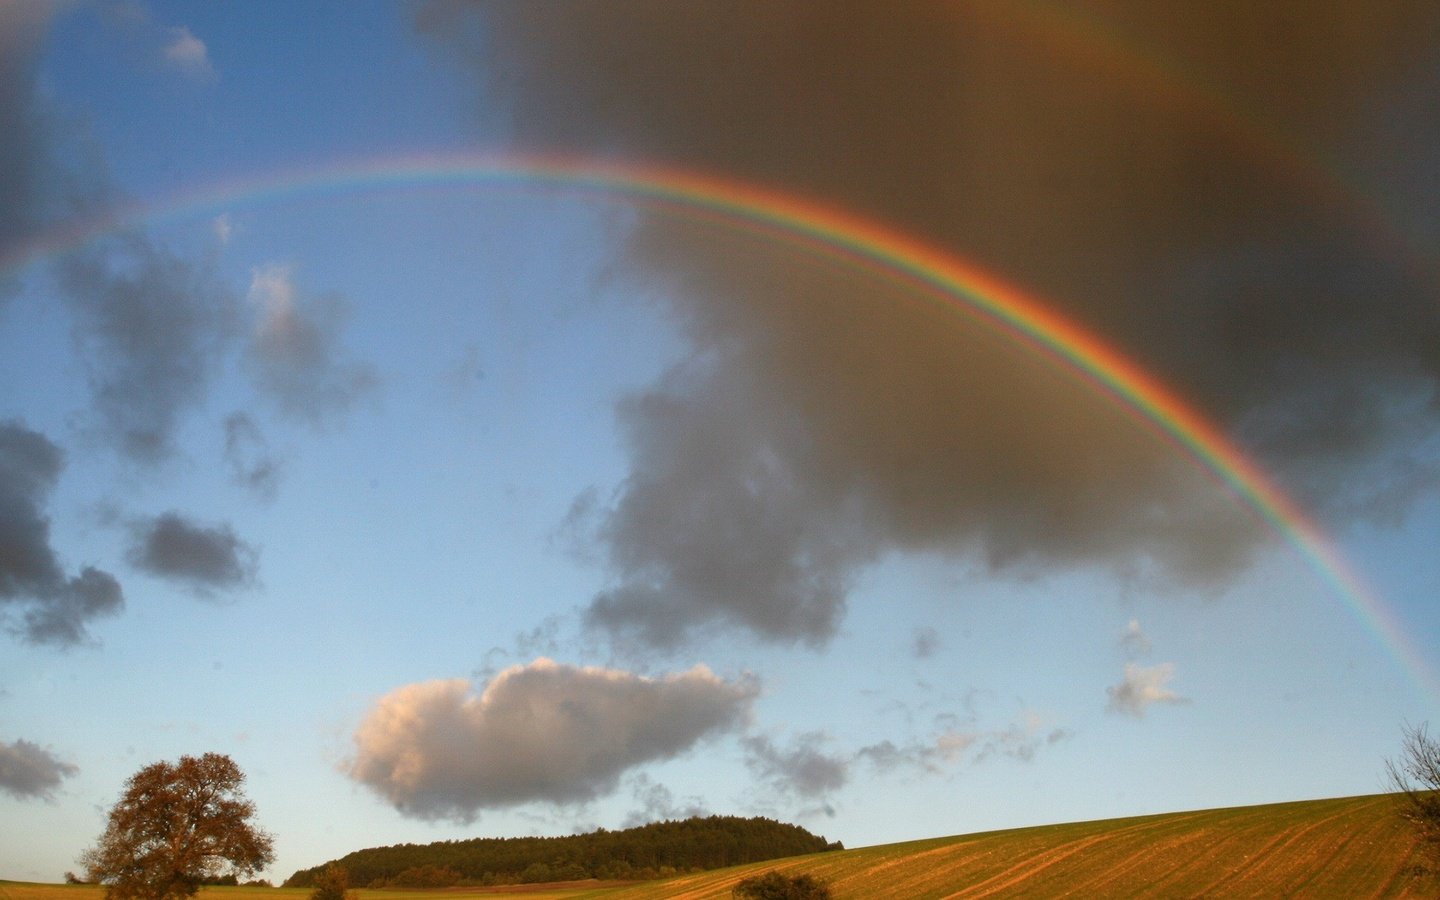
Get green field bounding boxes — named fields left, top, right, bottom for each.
left=3, top=793, right=1431, bottom=899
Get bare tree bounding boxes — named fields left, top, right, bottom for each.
left=81, top=752, right=274, bottom=900
left=1385, top=721, right=1440, bottom=865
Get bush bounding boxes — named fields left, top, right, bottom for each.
left=732, top=870, right=832, bottom=899
left=310, top=864, right=352, bottom=900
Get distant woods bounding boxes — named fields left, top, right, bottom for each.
left=283, top=816, right=840, bottom=888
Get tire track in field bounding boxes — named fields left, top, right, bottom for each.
left=1043, top=812, right=1223, bottom=896
left=936, top=817, right=1177, bottom=898
left=1184, top=801, right=1370, bottom=896
left=1279, top=797, right=1404, bottom=897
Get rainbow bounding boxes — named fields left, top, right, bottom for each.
left=4, top=152, right=1434, bottom=700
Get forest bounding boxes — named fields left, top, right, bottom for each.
left=282, top=816, right=841, bottom=887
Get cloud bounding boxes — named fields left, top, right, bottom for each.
left=57, top=234, right=238, bottom=464
left=743, top=732, right=849, bottom=802
left=0, top=421, right=124, bottom=646
left=969, top=714, right=1075, bottom=765
left=621, top=773, right=709, bottom=828
left=0, top=739, right=78, bottom=801
left=0, top=1, right=60, bottom=300
left=1107, top=662, right=1189, bottom=717
left=579, top=366, right=876, bottom=649
left=912, top=626, right=941, bottom=659
left=859, top=712, right=1070, bottom=774
left=162, top=25, right=215, bottom=80
left=222, top=412, right=282, bottom=499
left=125, top=511, right=259, bottom=596
left=421, top=2, right=1440, bottom=650
left=212, top=213, right=234, bottom=245
left=1119, top=619, right=1152, bottom=658
left=345, top=658, right=757, bottom=821
left=245, top=263, right=378, bottom=427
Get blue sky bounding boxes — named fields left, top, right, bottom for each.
left=3, top=0, right=1439, bottom=884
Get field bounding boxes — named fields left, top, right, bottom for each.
left=2, top=793, right=1430, bottom=899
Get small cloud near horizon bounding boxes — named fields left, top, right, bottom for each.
left=1107, top=662, right=1189, bottom=717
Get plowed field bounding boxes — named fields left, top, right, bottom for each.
left=4, top=793, right=1430, bottom=899
left=571, top=793, right=1431, bottom=898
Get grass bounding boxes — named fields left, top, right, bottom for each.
left=4, top=793, right=1432, bottom=899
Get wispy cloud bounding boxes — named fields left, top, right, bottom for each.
left=345, top=659, right=757, bottom=821
left=621, top=773, right=709, bottom=828
left=1119, top=619, right=1152, bottom=657
left=912, top=626, right=941, bottom=659
left=245, top=263, right=378, bottom=428
left=0, top=738, right=78, bottom=801
left=743, top=732, right=849, bottom=805
left=860, top=711, right=1071, bottom=774
left=222, top=412, right=282, bottom=500
left=162, top=25, right=215, bottom=80
left=58, top=235, right=237, bottom=464
left=1107, top=662, right=1189, bottom=718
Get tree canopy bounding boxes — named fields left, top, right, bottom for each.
left=733, top=870, right=833, bottom=899
left=286, top=815, right=839, bottom=887
left=81, top=752, right=274, bottom=900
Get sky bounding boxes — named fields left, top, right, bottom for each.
left=2, top=0, right=1440, bottom=884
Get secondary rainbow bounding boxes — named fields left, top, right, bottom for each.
left=4, top=152, right=1433, bottom=700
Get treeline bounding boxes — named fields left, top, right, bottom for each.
left=284, top=815, right=841, bottom=888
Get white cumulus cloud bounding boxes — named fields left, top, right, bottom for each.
left=345, top=658, right=757, bottom=821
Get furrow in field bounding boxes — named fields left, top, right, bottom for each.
left=935, top=817, right=1184, bottom=899
left=1185, top=800, right=1359, bottom=896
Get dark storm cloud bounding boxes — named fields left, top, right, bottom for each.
left=422, top=1, right=1440, bottom=649
left=0, top=738, right=78, bottom=801
left=0, top=2, right=59, bottom=300
left=58, top=235, right=238, bottom=464
left=126, top=511, right=258, bottom=595
left=244, top=263, right=378, bottom=427
left=345, top=659, right=756, bottom=821
left=580, top=365, right=878, bottom=649
left=0, top=422, right=123, bottom=646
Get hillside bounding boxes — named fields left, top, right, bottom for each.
left=4, top=793, right=1430, bottom=899
left=572, top=793, right=1431, bottom=898
left=284, top=816, right=839, bottom=887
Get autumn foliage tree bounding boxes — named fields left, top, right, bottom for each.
left=81, top=752, right=274, bottom=900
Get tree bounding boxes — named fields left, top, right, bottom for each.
left=81, top=752, right=274, bottom=900
left=732, top=870, right=832, bottom=899
left=1386, top=721, right=1440, bottom=866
